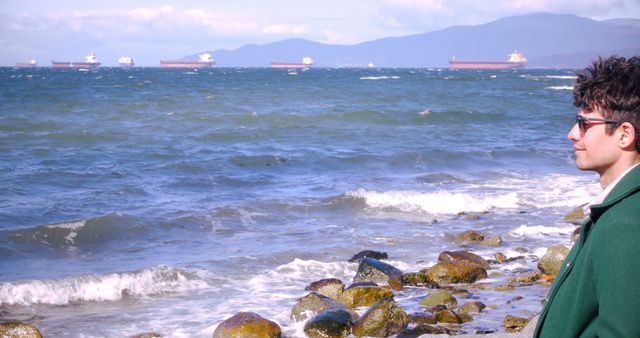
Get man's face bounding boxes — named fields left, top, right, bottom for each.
left=568, top=110, right=621, bottom=176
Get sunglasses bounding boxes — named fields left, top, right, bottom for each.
left=575, top=114, right=619, bottom=133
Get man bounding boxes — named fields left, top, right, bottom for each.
left=534, top=55, right=640, bottom=337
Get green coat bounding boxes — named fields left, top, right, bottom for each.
left=535, top=165, right=640, bottom=337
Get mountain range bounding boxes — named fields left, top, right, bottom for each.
left=197, top=13, right=640, bottom=68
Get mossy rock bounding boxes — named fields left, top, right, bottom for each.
left=509, top=271, right=541, bottom=285
left=419, top=289, right=457, bottom=307
left=303, top=309, right=352, bottom=338
left=397, top=324, right=450, bottom=337
left=339, top=285, right=394, bottom=308
left=291, top=292, right=357, bottom=322
left=305, top=278, right=345, bottom=301
left=434, top=309, right=462, bottom=324
left=352, top=298, right=408, bottom=337
left=454, top=230, right=484, bottom=242
left=0, top=322, right=43, bottom=338
left=426, top=262, right=488, bottom=285
left=480, top=235, right=503, bottom=247
left=495, top=284, right=515, bottom=292
left=503, top=315, right=530, bottom=332
left=212, top=312, right=281, bottom=338
left=407, top=312, right=437, bottom=325
left=353, top=257, right=404, bottom=290
left=458, top=301, right=486, bottom=314
left=537, top=245, right=570, bottom=275
left=438, top=251, right=489, bottom=269
left=563, top=204, right=587, bottom=224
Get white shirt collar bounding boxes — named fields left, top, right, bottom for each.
left=584, top=163, right=640, bottom=216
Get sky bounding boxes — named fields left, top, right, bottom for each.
left=1, top=0, right=639, bottom=66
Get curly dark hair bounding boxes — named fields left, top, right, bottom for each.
left=573, top=55, right=640, bottom=150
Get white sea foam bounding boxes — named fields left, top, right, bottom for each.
left=347, top=188, right=519, bottom=214
left=0, top=265, right=210, bottom=306
left=545, top=75, right=577, bottom=79
left=547, top=85, right=573, bottom=90
left=510, top=224, right=574, bottom=238
left=359, top=76, right=400, bottom=80
left=46, top=220, right=87, bottom=244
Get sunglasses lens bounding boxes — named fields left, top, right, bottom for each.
left=576, top=115, right=586, bottom=132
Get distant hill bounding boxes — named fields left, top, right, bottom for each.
left=203, top=13, right=640, bottom=68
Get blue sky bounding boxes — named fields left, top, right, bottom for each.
left=1, top=0, right=639, bottom=66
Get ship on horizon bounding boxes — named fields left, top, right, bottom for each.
left=449, top=51, right=527, bottom=69
left=160, top=53, right=214, bottom=68
left=15, top=59, right=38, bottom=68
left=52, top=53, right=101, bottom=69
left=119, top=56, right=135, bottom=67
left=271, top=56, right=315, bottom=69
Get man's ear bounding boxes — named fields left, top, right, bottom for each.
left=618, top=122, right=637, bottom=150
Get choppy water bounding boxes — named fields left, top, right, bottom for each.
left=0, top=67, right=599, bottom=337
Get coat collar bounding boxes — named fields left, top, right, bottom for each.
left=590, top=164, right=640, bottom=221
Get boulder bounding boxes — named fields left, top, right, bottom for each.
left=419, top=289, right=457, bottom=308
left=480, top=236, right=503, bottom=247
left=305, top=278, right=345, bottom=301
left=0, top=322, right=42, bottom=338
left=537, top=245, right=570, bottom=275
left=509, top=271, right=541, bottom=285
left=458, top=301, right=486, bottom=314
left=130, top=333, right=162, bottom=338
left=291, top=292, right=357, bottom=322
left=352, top=298, right=408, bottom=337
left=454, top=230, right=484, bottom=243
left=434, top=309, right=462, bottom=324
left=397, top=324, right=450, bottom=337
left=353, top=257, right=404, bottom=290
left=400, top=271, right=439, bottom=288
left=212, top=312, right=281, bottom=338
left=563, top=204, right=587, bottom=224
left=503, top=315, right=530, bottom=332
left=425, top=262, right=488, bottom=285
left=572, top=226, right=581, bottom=242
left=348, top=250, right=389, bottom=263
left=495, top=284, right=515, bottom=292
left=494, top=252, right=507, bottom=263
left=303, top=309, right=352, bottom=338
left=339, top=285, right=394, bottom=309
left=438, top=251, right=489, bottom=269
left=407, top=312, right=437, bottom=325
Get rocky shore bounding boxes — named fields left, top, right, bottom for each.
left=2, top=208, right=585, bottom=337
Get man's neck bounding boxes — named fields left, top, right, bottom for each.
left=600, top=158, right=640, bottom=189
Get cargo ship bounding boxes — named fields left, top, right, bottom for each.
left=52, top=53, right=101, bottom=69
left=271, top=56, right=314, bottom=69
left=448, top=51, right=527, bottom=69
left=118, top=56, right=135, bottom=67
left=160, top=53, right=214, bottom=68
left=15, top=59, right=38, bottom=68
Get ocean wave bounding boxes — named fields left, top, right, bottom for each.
left=545, top=75, right=577, bottom=79
left=7, top=213, right=145, bottom=249
left=346, top=188, right=519, bottom=214
left=359, top=76, right=400, bottom=80
left=547, top=86, right=573, bottom=90
left=0, top=265, right=210, bottom=306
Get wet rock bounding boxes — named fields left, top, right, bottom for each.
left=352, top=298, right=408, bottom=337
left=348, top=250, right=388, bottom=263
left=130, top=332, right=163, bottom=338
left=538, top=245, right=570, bottom=275
left=339, top=285, right=394, bottom=308
left=458, top=301, right=486, bottom=314
left=212, top=312, right=281, bottom=338
left=494, top=252, right=507, bottom=263
left=495, top=284, right=515, bottom=292
left=480, top=236, right=503, bottom=247
left=454, top=230, right=484, bottom=243
left=503, top=315, right=530, bottom=332
left=291, top=292, right=357, bottom=322
left=509, top=271, right=541, bottom=285
left=419, top=289, right=457, bottom=307
left=438, top=251, right=489, bottom=269
left=397, top=324, right=450, bottom=337
left=451, top=289, right=470, bottom=298
left=0, top=322, right=43, bottom=338
left=407, top=312, right=437, bottom=325
left=303, top=309, right=352, bottom=338
left=563, top=204, right=587, bottom=224
left=458, top=312, right=474, bottom=323
left=353, top=257, right=404, bottom=290
left=426, top=262, right=488, bottom=285
left=434, top=309, right=462, bottom=324
left=572, top=226, right=581, bottom=242
left=305, top=278, right=345, bottom=301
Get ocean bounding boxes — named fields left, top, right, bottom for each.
left=0, top=67, right=599, bottom=337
